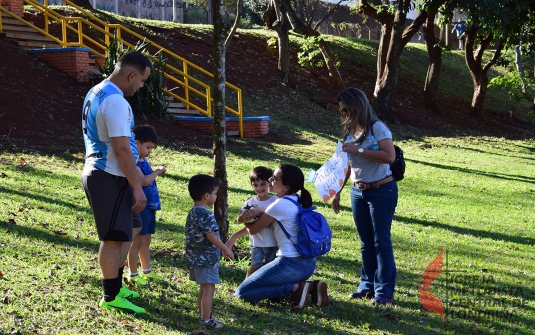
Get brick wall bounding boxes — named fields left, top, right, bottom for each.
left=175, top=116, right=270, bottom=138
left=2, top=0, right=24, bottom=16
left=28, top=47, right=90, bottom=81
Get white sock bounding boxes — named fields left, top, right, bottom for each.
left=203, top=319, right=211, bottom=324
left=130, top=272, right=139, bottom=277
left=143, top=268, right=152, bottom=274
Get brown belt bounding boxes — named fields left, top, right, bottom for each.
left=353, top=176, right=393, bottom=190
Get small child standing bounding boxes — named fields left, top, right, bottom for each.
left=186, top=174, right=234, bottom=330
left=226, top=166, right=278, bottom=278
left=127, top=125, right=166, bottom=286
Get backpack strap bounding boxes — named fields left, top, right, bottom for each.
left=276, top=196, right=300, bottom=240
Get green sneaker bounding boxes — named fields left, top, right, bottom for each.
left=141, top=271, right=163, bottom=283
left=119, top=285, right=140, bottom=299
left=99, top=296, right=146, bottom=314
left=128, top=274, right=148, bottom=286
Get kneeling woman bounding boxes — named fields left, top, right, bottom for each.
left=234, top=163, right=328, bottom=310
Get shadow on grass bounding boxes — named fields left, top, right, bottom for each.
left=407, top=158, right=535, bottom=184
left=395, top=214, right=535, bottom=246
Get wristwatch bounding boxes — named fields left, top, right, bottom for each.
left=357, top=147, right=364, bottom=156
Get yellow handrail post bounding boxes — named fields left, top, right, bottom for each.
left=183, top=62, right=190, bottom=109
left=0, top=9, right=3, bottom=33
left=44, top=0, right=49, bottom=33
left=62, top=18, right=66, bottom=47
left=105, top=25, right=110, bottom=49
left=77, top=18, right=82, bottom=45
left=116, top=28, right=122, bottom=45
left=238, top=89, right=243, bottom=138
left=206, top=87, right=212, bottom=117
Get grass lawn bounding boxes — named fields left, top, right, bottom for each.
left=1, top=124, right=534, bottom=334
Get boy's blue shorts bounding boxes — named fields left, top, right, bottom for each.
left=250, top=246, right=278, bottom=266
left=139, top=208, right=157, bottom=235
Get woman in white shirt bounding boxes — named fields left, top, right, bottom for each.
left=234, top=164, right=329, bottom=311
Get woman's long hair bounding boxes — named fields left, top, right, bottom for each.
left=337, top=87, right=379, bottom=144
left=279, top=164, right=313, bottom=208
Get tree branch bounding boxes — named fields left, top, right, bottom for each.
left=357, top=0, right=392, bottom=24
left=482, top=36, right=505, bottom=74
left=401, top=10, right=427, bottom=46
left=225, top=0, right=243, bottom=47
left=313, top=0, right=342, bottom=31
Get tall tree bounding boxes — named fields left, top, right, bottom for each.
left=447, top=0, right=532, bottom=118
left=212, top=0, right=229, bottom=241
left=354, top=0, right=426, bottom=122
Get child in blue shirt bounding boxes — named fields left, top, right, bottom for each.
left=127, top=125, right=166, bottom=285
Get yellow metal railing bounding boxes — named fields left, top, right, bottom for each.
left=0, top=0, right=244, bottom=137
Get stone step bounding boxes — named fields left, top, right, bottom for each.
left=168, top=108, right=204, bottom=116
left=0, top=16, right=33, bottom=26
left=17, top=40, right=62, bottom=48
left=1, top=24, right=37, bottom=33
left=5, top=32, right=55, bottom=42
left=168, top=102, right=186, bottom=108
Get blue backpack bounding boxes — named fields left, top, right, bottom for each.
left=277, top=196, right=332, bottom=258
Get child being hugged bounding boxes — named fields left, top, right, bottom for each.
left=186, top=174, right=234, bottom=330
left=226, top=166, right=278, bottom=278
left=127, top=125, right=166, bottom=286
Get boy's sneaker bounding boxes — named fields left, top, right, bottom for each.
left=291, top=281, right=311, bottom=311
left=99, top=296, right=146, bottom=314
left=141, top=271, right=163, bottom=283
left=199, top=318, right=224, bottom=329
left=349, top=289, right=374, bottom=300
left=128, top=274, right=148, bottom=286
left=119, top=285, right=140, bottom=299
left=371, top=296, right=392, bottom=306
left=310, top=280, right=329, bottom=307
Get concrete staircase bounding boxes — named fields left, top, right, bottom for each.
left=166, top=98, right=203, bottom=117
left=0, top=10, right=62, bottom=49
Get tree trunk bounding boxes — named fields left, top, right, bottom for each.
left=422, top=7, right=442, bottom=113
left=465, top=26, right=505, bottom=118
left=514, top=45, right=526, bottom=93
left=318, top=38, right=345, bottom=89
left=357, top=0, right=424, bottom=122
left=212, top=0, right=229, bottom=241
left=372, top=2, right=408, bottom=122
left=275, top=23, right=291, bottom=83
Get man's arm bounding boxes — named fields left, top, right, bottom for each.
left=110, top=136, right=146, bottom=213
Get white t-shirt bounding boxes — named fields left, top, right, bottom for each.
left=244, top=196, right=277, bottom=247
left=348, top=121, right=393, bottom=183
left=265, top=194, right=300, bottom=257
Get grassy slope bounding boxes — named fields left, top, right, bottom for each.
left=1, top=13, right=535, bottom=335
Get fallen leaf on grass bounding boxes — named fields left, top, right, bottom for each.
left=52, top=230, right=67, bottom=236
left=19, top=158, right=27, bottom=167
left=0, top=271, right=3, bottom=277
left=18, top=207, right=24, bottom=212
left=0, top=172, right=7, bottom=178
left=24, top=292, right=32, bottom=297
left=120, top=320, right=128, bottom=325
left=8, top=219, right=16, bottom=224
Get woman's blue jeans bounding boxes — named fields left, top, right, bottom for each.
left=235, top=256, right=316, bottom=302
left=350, top=180, right=398, bottom=299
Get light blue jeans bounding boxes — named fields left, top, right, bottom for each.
left=350, top=180, right=398, bottom=299
left=235, top=256, right=316, bottom=302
